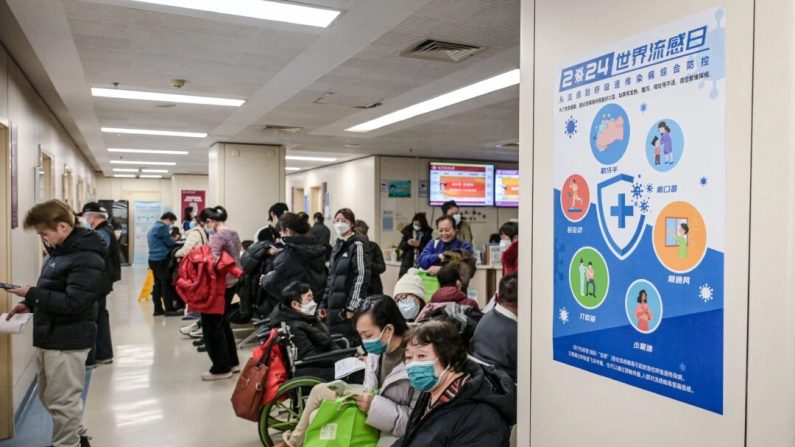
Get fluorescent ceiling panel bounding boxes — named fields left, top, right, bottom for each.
left=130, top=0, right=340, bottom=28
left=112, top=168, right=139, bottom=172
left=92, top=88, right=244, bottom=107
left=141, top=169, right=169, bottom=173
left=113, top=174, right=136, bottom=178
left=140, top=175, right=163, bottom=178
left=285, top=156, right=337, bottom=162
left=346, top=69, right=520, bottom=133
left=108, top=148, right=190, bottom=155
left=285, top=167, right=301, bottom=171
left=102, top=127, right=207, bottom=138
left=110, top=160, right=177, bottom=166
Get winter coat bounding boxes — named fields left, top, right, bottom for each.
left=260, top=234, right=328, bottom=300
left=94, top=220, right=122, bottom=293
left=470, top=304, right=518, bottom=381
left=269, top=304, right=333, bottom=359
left=392, top=360, right=516, bottom=447
left=363, top=352, right=418, bottom=447
left=147, top=220, right=175, bottom=261
left=175, top=245, right=243, bottom=314
left=24, top=227, right=106, bottom=350
left=431, top=286, right=480, bottom=310
left=311, top=222, right=332, bottom=258
left=320, top=234, right=371, bottom=338
left=367, top=240, right=386, bottom=296
left=398, top=225, right=432, bottom=277
left=254, top=224, right=280, bottom=243
left=417, top=238, right=473, bottom=270
left=501, top=241, right=518, bottom=276
left=175, top=225, right=209, bottom=258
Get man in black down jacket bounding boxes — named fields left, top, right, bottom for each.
left=6, top=200, right=106, bottom=447
left=79, top=202, right=122, bottom=368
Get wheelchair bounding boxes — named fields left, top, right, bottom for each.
left=257, top=322, right=362, bottom=447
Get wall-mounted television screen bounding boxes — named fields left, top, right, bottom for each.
left=495, top=168, right=519, bottom=207
left=429, top=162, right=494, bottom=207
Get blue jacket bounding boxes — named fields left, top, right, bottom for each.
left=417, top=238, right=474, bottom=270
left=147, top=221, right=175, bottom=261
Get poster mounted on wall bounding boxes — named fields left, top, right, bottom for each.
left=386, top=180, right=412, bottom=198
left=552, top=8, right=725, bottom=414
left=180, top=190, right=205, bottom=223
left=133, top=201, right=163, bottom=265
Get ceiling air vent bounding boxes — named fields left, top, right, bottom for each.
left=261, top=125, right=303, bottom=134
left=402, top=39, right=485, bottom=63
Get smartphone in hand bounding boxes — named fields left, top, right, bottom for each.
left=0, top=283, right=20, bottom=290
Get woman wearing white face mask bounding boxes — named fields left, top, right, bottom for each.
left=393, top=268, right=426, bottom=322
left=394, top=320, right=516, bottom=447
left=398, top=213, right=433, bottom=278
left=498, top=221, right=519, bottom=276
left=269, top=281, right=334, bottom=367
left=319, top=208, right=371, bottom=343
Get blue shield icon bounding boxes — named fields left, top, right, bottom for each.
left=597, top=174, right=645, bottom=259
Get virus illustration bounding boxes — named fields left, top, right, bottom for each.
left=639, top=200, right=650, bottom=214
left=640, top=103, right=648, bottom=113
left=631, top=183, right=643, bottom=199
left=699, top=176, right=709, bottom=187
left=559, top=307, right=570, bottom=324
left=646, top=183, right=654, bottom=194
left=564, top=116, right=578, bottom=138
left=699, top=283, right=715, bottom=303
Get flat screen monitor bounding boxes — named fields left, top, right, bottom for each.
left=495, top=168, right=519, bottom=207
left=429, top=162, right=494, bottom=207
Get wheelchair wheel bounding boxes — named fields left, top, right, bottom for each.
left=258, top=376, right=325, bottom=447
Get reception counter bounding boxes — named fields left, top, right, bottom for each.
left=381, top=261, right=503, bottom=308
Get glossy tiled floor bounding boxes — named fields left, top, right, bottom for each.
left=81, top=266, right=263, bottom=447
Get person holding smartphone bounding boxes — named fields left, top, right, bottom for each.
left=5, top=200, right=106, bottom=447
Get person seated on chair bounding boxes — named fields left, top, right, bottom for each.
left=269, top=281, right=334, bottom=361
left=430, top=265, right=479, bottom=310
left=470, top=272, right=518, bottom=381
left=276, top=296, right=418, bottom=447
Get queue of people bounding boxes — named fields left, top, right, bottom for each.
left=3, top=197, right=519, bottom=446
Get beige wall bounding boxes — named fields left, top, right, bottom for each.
left=208, top=143, right=285, bottom=241
left=0, top=44, right=97, bottom=419
left=521, top=0, right=794, bottom=446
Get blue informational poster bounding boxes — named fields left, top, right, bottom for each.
left=553, top=9, right=726, bottom=414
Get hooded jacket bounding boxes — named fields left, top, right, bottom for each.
left=320, top=233, right=371, bottom=338
left=431, top=286, right=480, bottom=310
left=175, top=245, right=243, bottom=314
left=24, top=227, right=107, bottom=351
left=393, top=360, right=516, bottom=447
left=268, top=304, right=333, bottom=360
left=260, top=234, right=328, bottom=300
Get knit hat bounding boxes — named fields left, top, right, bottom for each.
left=394, top=268, right=425, bottom=301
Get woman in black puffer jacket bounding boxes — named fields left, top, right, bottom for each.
left=260, top=212, right=328, bottom=301
left=320, top=208, right=370, bottom=343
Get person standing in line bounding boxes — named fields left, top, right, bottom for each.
left=310, top=212, right=332, bottom=259
left=354, top=219, right=386, bottom=296
left=440, top=200, right=473, bottom=245
left=5, top=200, right=106, bottom=447
left=201, top=206, right=242, bottom=381
left=147, top=211, right=181, bottom=316
left=175, top=209, right=211, bottom=321
left=79, top=202, right=122, bottom=369
left=254, top=202, right=289, bottom=243
left=398, top=213, right=433, bottom=278
left=182, top=206, right=195, bottom=232
left=319, top=208, right=370, bottom=343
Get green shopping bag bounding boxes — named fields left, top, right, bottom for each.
left=418, top=270, right=439, bottom=298
left=304, top=395, right=379, bottom=447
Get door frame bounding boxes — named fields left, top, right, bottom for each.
left=0, top=119, right=14, bottom=438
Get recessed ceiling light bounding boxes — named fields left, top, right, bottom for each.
left=92, top=88, right=244, bottom=107
left=139, top=175, right=163, bottom=179
left=101, top=127, right=207, bottom=138
left=112, top=168, right=139, bottom=173
left=108, top=148, right=189, bottom=155
left=141, top=169, right=169, bottom=173
left=130, top=0, right=340, bottom=28
left=110, top=160, right=177, bottom=166
left=113, top=174, right=137, bottom=178
left=285, top=156, right=338, bottom=162
left=346, top=69, right=520, bottom=133
left=285, top=167, right=301, bottom=171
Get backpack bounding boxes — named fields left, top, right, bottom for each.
left=240, top=240, right=272, bottom=274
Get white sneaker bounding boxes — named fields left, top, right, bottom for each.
left=189, top=327, right=204, bottom=338
left=180, top=322, right=199, bottom=335
left=201, top=371, right=233, bottom=381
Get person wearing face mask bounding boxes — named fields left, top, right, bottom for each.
left=498, top=221, right=519, bottom=276
left=260, top=212, right=328, bottom=301
left=319, top=208, right=371, bottom=343
left=147, top=211, right=180, bottom=317
left=398, top=213, right=433, bottom=278
left=5, top=200, right=107, bottom=447
left=254, top=202, right=289, bottom=243
left=175, top=208, right=211, bottom=322
left=394, top=320, right=516, bottom=447
left=269, top=282, right=333, bottom=363
left=418, top=215, right=474, bottom=275
left=275, top=296, right=416, bottom=447
left=440, top=200, right=473, bottom=245
left=392, top=268, right=426, bottom=322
